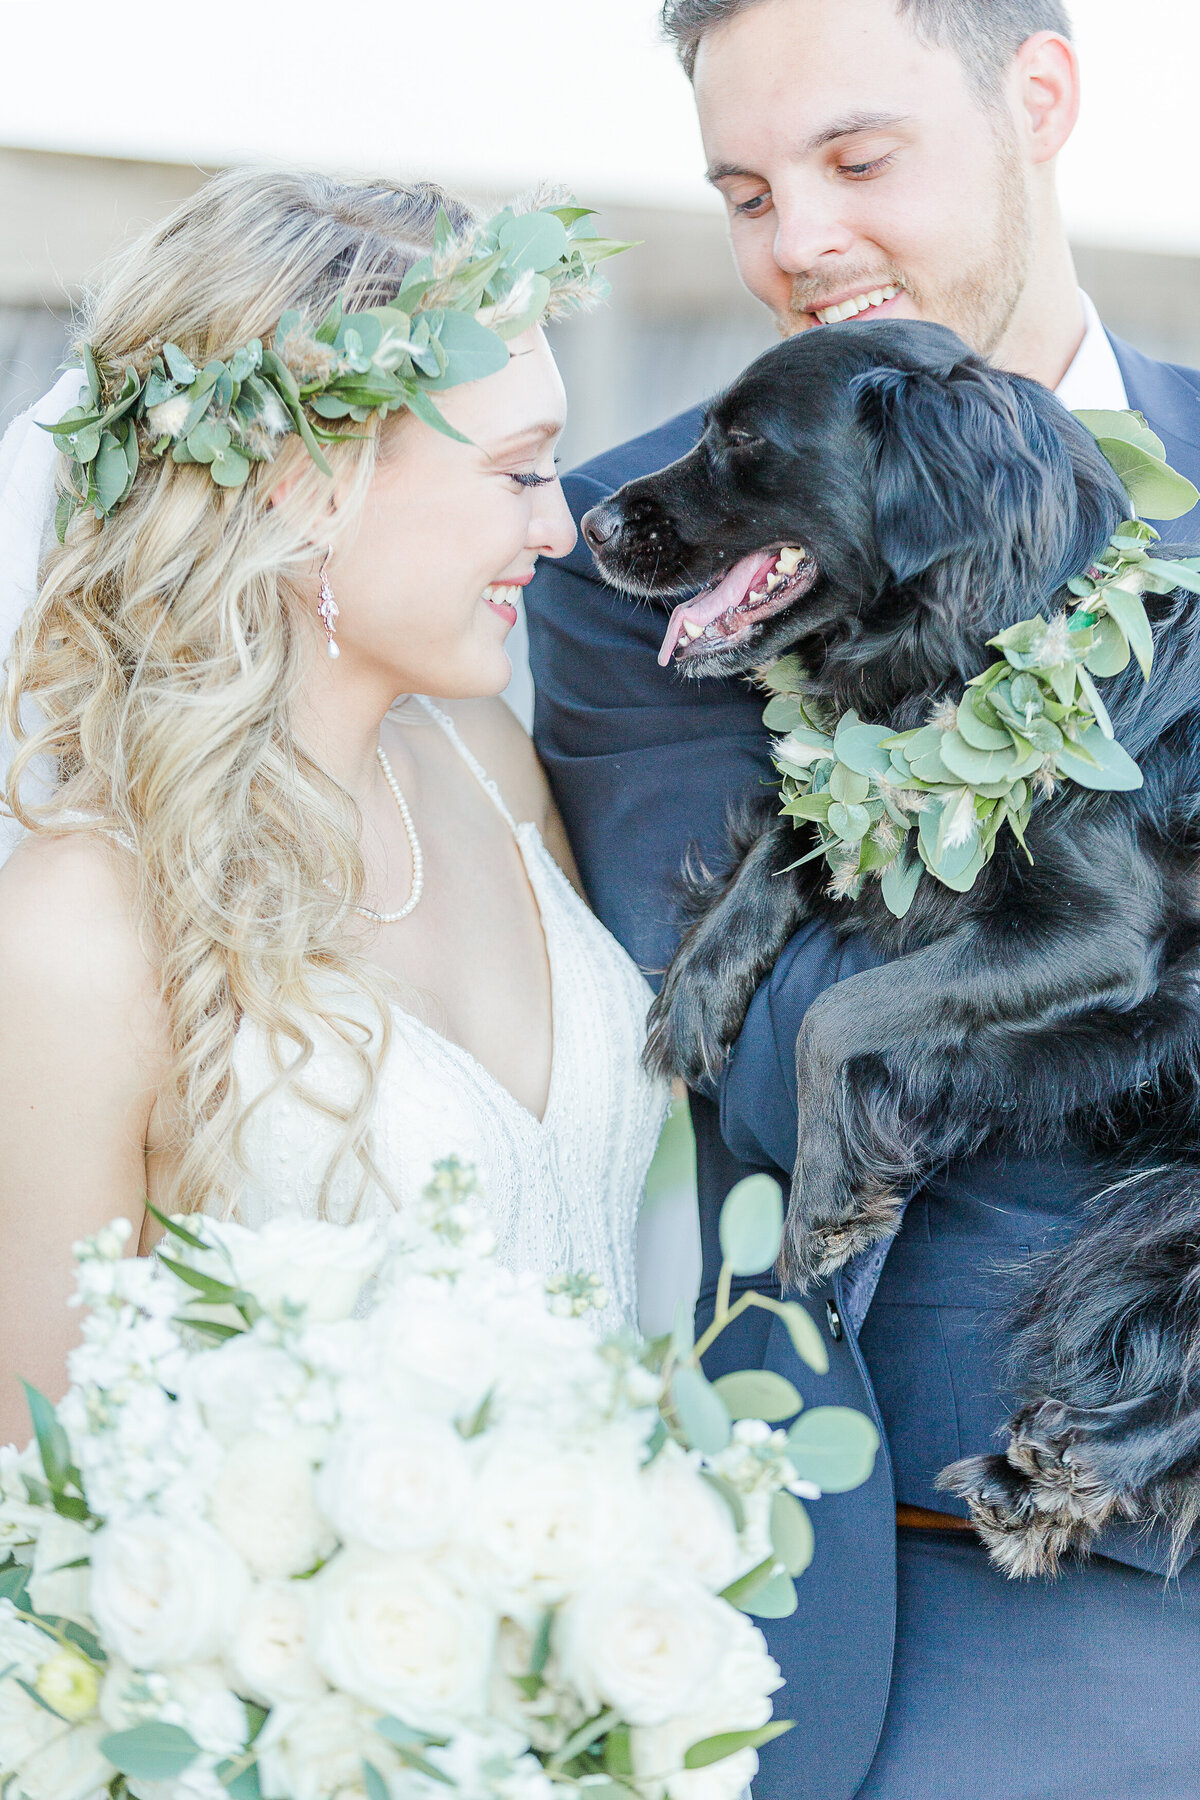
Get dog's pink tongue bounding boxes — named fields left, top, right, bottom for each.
left=658, top=552, right=773, bottom=667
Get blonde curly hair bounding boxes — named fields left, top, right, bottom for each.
left=4, top=166, right=478, bottom=1219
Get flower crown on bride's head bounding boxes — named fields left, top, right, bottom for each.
left=42, top=199, right=630, bottom=538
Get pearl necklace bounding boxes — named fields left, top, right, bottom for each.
left=355, top=742, right=424, bottom=924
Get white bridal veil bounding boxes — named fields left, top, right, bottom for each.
left=0, top=368, right=87, bottom=867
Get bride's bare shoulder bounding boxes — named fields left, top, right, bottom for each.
left=0, top=830, right=162, bottom=1023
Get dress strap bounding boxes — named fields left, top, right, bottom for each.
left=411, top=695, right=521, bottom=834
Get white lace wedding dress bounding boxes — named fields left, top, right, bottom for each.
left=226, top=698, right=669, bottom=1335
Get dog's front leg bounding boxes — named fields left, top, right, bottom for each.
left=781, top=904, right=1161, bottom=1289
left=940, top=1161, right=1200, bottom=1575
left=645, top=804, right=810, bottom=1088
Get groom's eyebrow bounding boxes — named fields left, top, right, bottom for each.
left=706, top=111, right=910, bottom=183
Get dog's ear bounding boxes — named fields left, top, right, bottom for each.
left=852, top=361, right=1125, bottom=618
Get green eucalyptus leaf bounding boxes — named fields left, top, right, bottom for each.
left=745, top=1569, right=798, bottom=1618
left=827, top=800, right=871, bottom=842
left=763, top=695, right=806, bottom=732
left=1020, top=714, right=1064, bottom=756
left=93, top=431, right=130, bottom=513
left=421, top=310, right=510, bottom=391
left=210, top=446, right=252, bottom=488
left=749, top=1295, right=828, bottom=1373
left=684, top=1722, right=795, bottom=1769
left=770, top=1490, right=815, bottom=1575
left=497, top=209, right=571, bottom=272
left=216, top=1759, right=263, bottom=1800
left=956, top=689, right=1011, bottom=750
left=833, top=715, right=893, bottom=776
left=718, top=1173, right=784, bottom=1275
left=1101, top=585, right=1154, bottom=679
left=1055, top=724, right=1143, bottom=791
left=719, top=1554, right=778, bottom=1610
left=713, top=1370, right=802, bottom=1422
left=101, top=1724, right=202, bottom=1782
left=1092, top=438, right=1200, bottom=521
left=163, top=342, right=198, bottom=384
left=786, top=1406, right=880, bottom=1493
left=671, top=1365, right=733, bottom=1455
left=936, top=729, right=1018, bottom=786
left=758, top=654, right=808, bottom=694
left=1076, top=665, right=1114, bottom=738
left=1142, top=556, right=1200, bottom=597
left=828, top=764, right=870, bottom=805
left=880, top=844, right=922, bottom=918
left=781, top=792, right=833, bottom=823
left=362, top=1762, right=391, bottom=1800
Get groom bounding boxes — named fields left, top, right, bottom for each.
left=527, top=1, right=1200, bottom=1796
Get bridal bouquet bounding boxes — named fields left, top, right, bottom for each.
left=0, top=1162, right=877, bottom=1800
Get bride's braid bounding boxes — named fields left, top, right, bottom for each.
left=5, top=168, right=476, bottom=1219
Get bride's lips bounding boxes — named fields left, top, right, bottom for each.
left=481, top=571, right=534, bottom=625
left=658, top=544, right=817, bottom=666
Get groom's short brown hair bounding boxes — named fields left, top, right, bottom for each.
left=661, top=0, right=1073, bottom=96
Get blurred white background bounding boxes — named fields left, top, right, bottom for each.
left=1, top=0, right=1195, bottom=1328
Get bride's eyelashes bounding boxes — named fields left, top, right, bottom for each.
left=505, top=460, right=562, bottom=490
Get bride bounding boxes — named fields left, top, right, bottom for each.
left=0, top=168, right=667, bottom=1444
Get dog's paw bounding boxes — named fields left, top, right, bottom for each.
left=938, top=1408, right=1133, bottom=1578
left=783, top=1181, right=907, bottom=1292
left=644, top=964, right=745, bottom=1087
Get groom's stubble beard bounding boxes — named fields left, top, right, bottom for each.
left=777, top=111, right=1035, bottom=361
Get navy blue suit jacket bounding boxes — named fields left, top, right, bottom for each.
left=526, top=335, right=1200, bottom=1800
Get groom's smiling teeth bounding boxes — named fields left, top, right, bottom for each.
left=813, top=284, right=902, bottom=325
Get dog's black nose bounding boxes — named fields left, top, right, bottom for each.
left=582, top=502, right=621, bottom=552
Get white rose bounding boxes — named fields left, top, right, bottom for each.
left=182, top=1336, right=334, bottom=1445
left=640, top=1444, right=744, bottom=1593
left=315, top=1414, right=470, bottom=1553
left=366, top=1284, right=501, bottom=1419
left=0, top=1678, right=111, bottom=1800
left=629, top=1608, right=783, bottom=1800
left=255, top=1694, right=395, bottom=1800
left=208, top=1435, right=334, bottom=1578
left=27, top=1516, right=95, bottom=1627
left=310, top=1547, right=496, bottom=1732
left=229, top=1579, right=328, bottom=1707
left=552, top=1571, right=728, bottom=1727
left=221, top=1218, right=384, bottom=1323
left=89, top=1513, right=249, bottom=1668
left=470, top=1437, right=642, bottom=1613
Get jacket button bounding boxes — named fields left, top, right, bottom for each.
left=826, top=1301, right=843, bottom=1341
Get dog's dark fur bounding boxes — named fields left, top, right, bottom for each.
left=585, top=320, right=1200, bottom=1576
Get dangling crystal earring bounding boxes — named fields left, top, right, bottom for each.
left=316, top=548, right=340, bottom=660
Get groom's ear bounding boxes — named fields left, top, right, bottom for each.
left=850, top=359, right=1116, bottom=615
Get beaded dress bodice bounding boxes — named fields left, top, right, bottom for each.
left=224, top=699, right=668, bottom=1334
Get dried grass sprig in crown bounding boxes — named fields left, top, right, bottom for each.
left=42, top=200, right=631, bottom=536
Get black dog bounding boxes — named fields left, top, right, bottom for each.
left=583, top=320, right=1200, bottom=1575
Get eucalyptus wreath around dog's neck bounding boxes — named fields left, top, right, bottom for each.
left=765, top=410, right=1200, bottom=918
left=43, top=200, right=629, bottom=538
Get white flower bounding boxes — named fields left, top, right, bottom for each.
left=208, top=1434, right=333, bottom=1579
left=27, top=1516, right=94, bottom=1626
left=181, top=1332, right=336, bottom=1445
left=310, top=1546, right=496, bottom=1733
left=229, top=1579, right=328, bottom=1707
left=158, top=1662, right=249, bottom=1757
left=315, top=1413, right=471, bottom=1553
left=218, top=1217, right=385, bottom=1324
left=366, top=1281, right=503, bottom=1420
left=469, top=1436, right=643, bottom=1614
left=89, top=1513, right=249, bottom=1668
left=640, top=1443, right=744, bottom=1592
left=629, top=1609, right=783, bottom=1800
left=0, top=1692, right=111, bottom=1800
left=552, top=1570, right=729, bottom=1727
left=255, top=1693, right=397, bottom=1800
